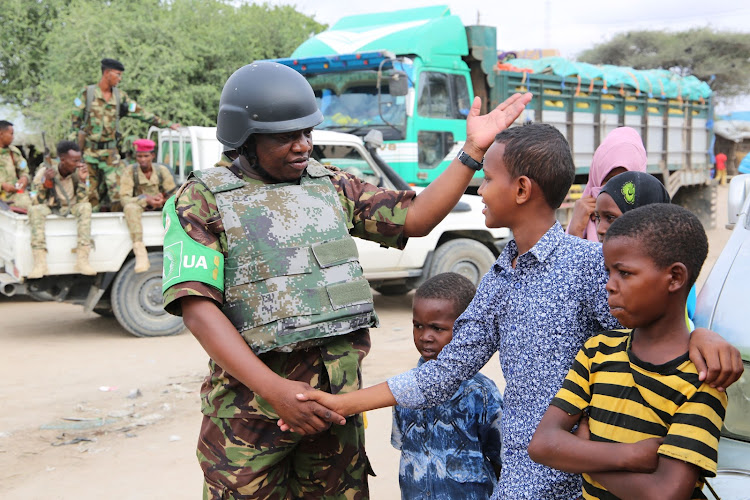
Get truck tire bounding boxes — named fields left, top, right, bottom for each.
left=373, top=283, right=413, bottom=296
left=111, top=251, right=185, bottom=337
left=427, top=238, right=496, bottom=287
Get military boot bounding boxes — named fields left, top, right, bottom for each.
left=75, top=245, right=97, bottom=276
left=28, top=249, right=48, bottom=279
left=133, top=241, right=150, bottom=273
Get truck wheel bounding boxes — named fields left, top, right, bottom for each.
left=373, top=283, right=413, bottom=296
left=427, top=238, right=496, bottom=286
left=111, top=251, right=185, bottom=337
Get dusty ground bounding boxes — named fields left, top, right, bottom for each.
left=0, top=185, right=732, bottom=500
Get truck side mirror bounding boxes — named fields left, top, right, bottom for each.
left=389, top=71, right=409, bottom=97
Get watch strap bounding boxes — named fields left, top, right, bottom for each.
left=456, top=149, right=483, bottom=171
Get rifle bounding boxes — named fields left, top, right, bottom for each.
left=41, top=132, right=52, bottom=168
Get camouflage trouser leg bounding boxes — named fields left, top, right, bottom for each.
left=123, top=202, right=144, bottom=242
left=198, top=413, right=371, bottom=500
left=85, top=149, right=123, bottom=210
left=29, top=204, right=52, bottom=250
left=71, top=202, right=92, bottom=248
left=9, top=192, right=32, bottom=211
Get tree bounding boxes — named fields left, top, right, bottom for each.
left=0, top=0, right=326, bottom=146
left=577, top=28, right=750, bottom=99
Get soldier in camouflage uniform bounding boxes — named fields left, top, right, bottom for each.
left=70, top=58, right=180, bottom=211
left=28, top=140, right=95, bottom=278
left=0, top=120, right=32, bottom=212
left=161, top=62, right=529, bottom=499
left=120, top=138, right=177, bottom=273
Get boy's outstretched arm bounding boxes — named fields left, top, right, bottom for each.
left=403, top=92, right=532, bottom=237
left=689, top=327, right=744, bottom=391
left=277, top=382, right=397, bottom=432
left=590, top=457, right=700, bottom=500
left=181, top=296, right=345, bottom=435
left=528, top=406, right=662, bottom=474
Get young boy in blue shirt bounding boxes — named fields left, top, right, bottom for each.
left=282, top=123, right=742, bottom=499
left=529, top=204, right=727, bottom=499
left=392, top=272, right=503, bottom=500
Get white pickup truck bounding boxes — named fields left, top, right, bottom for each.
left=0, top=127, right=509, bottom=337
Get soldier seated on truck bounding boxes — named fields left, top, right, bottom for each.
left=0, top=120, right=32, bottom=213
left=28, top=140, right=95, bottom=279
left=120, top=138, right=177, bottom=273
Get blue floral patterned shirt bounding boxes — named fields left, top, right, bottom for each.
left=391, top=357, right=503, bottom=500
left=388, top=222, right=620, bottom=500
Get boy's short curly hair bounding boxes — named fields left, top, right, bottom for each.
left=494, top=123, right=575, bottom=209
left=414, top=272, right=477, bottom=318
left=604, top=204, right=708, bottom=289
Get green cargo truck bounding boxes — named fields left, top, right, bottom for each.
left=269, top=4, right=716, bottom=226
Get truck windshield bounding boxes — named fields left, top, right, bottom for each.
left=309, top=69, right=408, bottom=140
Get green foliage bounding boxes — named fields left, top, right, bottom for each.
left=0, top=0, right=326, bottom=144
left=578, top=28, right=750, bottom=99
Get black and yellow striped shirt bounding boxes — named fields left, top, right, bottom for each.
left=551, top=330, right=727, bottom=500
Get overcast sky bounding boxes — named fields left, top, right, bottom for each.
left=270, top=0, right=750, bottom=111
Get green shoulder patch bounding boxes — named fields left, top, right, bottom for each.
left=162, top=196, right=225, bottom=294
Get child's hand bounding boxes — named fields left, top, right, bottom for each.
left=625, top=437, right=663, bottom=473
left=264, top=380, right=346, bottom=435
left=572, top=414, right=590, bottom=440
left=689, top=327, right=744, bottom=391
left=464, top=93, right=533, bottom=159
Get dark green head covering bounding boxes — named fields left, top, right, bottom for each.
left=599, top=171, right=670, bottom=214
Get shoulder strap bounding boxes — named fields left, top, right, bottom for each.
left=132, top=164, right=139, bottom=196
left=114, top=87, right=122, bottom=140
left=82, top=85, right=96, bottom=130
left=191, top=168, right=248, bottom=194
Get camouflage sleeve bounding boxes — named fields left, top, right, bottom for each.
left=162, top=180, right=227, bottom=315
left=329, top=169, right=416, bottom=249
left=74, top=170, right=88, bottom=204
left=31, top=167, right=49, bottom=204
left=118, top=165, right=140, bottom=207
left=70, top=87, right=87, bottom=139
left=160, top=165, right=177, bottom=196
left=13, top=147, right=29, bottom=183
left=121, top=90, right=172, bottom=128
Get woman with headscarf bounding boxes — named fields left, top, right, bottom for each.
left=566, top=127, right=647, bottom=241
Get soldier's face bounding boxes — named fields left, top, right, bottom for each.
left=105, top=69, right=123, bottom=87
left=0, top=126, right=13, bottom=148
left=59, top=150, right=84, bottom=177
left=253, top=128, right=313, bottom=182
left=136, top=151, right=153, bottom=170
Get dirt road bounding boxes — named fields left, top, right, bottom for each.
left=0, top=185, right=732, bottom=500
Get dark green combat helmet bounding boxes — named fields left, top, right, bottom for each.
left=216, top=62, right=323, bottom=148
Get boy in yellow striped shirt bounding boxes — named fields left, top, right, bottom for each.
left=529, top=204, right=727, bottom=500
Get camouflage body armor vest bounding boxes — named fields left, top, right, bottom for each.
left=193, top=161, right=377, bottom=354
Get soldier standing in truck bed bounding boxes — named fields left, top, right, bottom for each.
left=70, top=58, right=180, bottom=211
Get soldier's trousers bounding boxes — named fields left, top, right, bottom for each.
left=29, top=203, right=92, bottom=250
left=123, top=202, right=144, bottom=242
left=197, top=412, right=371, bottom=500
left=0, top=191, right=32, bottom=211
left=84, top=149, right=123, bottom=210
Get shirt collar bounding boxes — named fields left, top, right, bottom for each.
left=496, top=221, right=564, bottom=270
